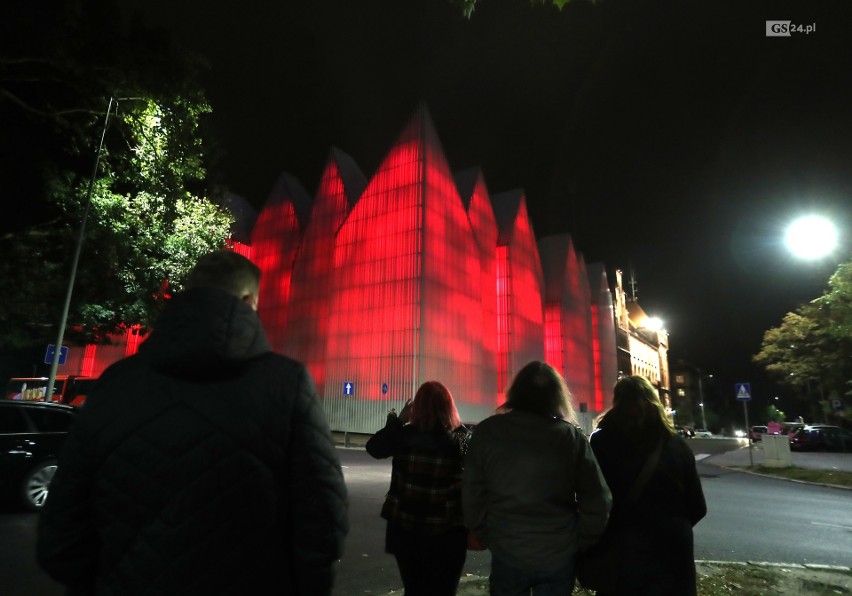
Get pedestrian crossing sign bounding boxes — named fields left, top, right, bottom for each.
left=735, top=383, right=751, bottom=401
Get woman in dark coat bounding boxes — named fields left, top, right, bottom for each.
left=590, top=376, right=707, bottom=596
left=366, top=381, right=470, bottom=596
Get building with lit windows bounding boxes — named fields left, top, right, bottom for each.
left=613, top=269, right=671, bottom=408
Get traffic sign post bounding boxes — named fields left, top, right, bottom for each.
left=44, top=344, right=68, bottom=366
left=736, top=383, right=754, bottom=466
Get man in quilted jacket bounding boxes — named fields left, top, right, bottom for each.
left=37, top=250, right=348, bottom=595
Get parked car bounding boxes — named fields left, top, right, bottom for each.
left=789, top=425, right=852, bottom=452
left=0, top=400, right=76, bottom=510
left=750, top=425, right=768, bottom=442
left=693, top=429, right=713, bottom=438
left=675, top=425, right=694, bottom=438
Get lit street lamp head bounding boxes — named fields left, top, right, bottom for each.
left=784, top=215, right=838, bottom=260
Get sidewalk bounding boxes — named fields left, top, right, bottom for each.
left=332, top=431, right=371, bottom=448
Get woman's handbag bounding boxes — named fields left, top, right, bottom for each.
left=576, top=438, right=665, bottom=592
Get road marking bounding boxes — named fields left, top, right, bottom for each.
left=811, top=522, right=852, bottom=530
left=695, top=454, right=711, bottom=461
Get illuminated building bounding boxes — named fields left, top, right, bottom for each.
left=613, top=269, right=671, bottom=408
left=62, top=106, right=633, bottom=432
left=246, top=106, right=620, bottom=431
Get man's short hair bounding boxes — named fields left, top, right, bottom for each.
left=185, top=250, right=261, bottom=298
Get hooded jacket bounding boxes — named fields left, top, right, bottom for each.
left=37, top=287, right=348, bottom=596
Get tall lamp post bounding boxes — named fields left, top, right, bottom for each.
left=697, top=372, right=712, bottom=430
left=45, top=97, right=117, bottom=401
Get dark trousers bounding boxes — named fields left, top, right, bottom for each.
left=388, top=524, right=467, bottom=596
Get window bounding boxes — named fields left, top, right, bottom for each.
left=26, top=408, right=74, bottom=433
left=0, top=405, right=30, bottom=434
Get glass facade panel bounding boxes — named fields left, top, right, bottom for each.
left=324, top=136, right=422, bottom=432
left=282, top=154, right=357, bottom=397
left=250, top=196, right=303, bottom=353
left=465, top=175, right=499, bottom=408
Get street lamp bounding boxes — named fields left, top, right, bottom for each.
left=697, top=372, right=712, bottom=430
left=784, top=215, right=838, bottom=260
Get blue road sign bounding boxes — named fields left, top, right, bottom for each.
left=735, top=383, right=751, bottom=401
left=44, top=344, right=68, bottom=365
left=343, top=382, right=354, bottom=396
left=382, top=383, right=388, bottom=395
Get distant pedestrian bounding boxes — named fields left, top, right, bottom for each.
left=366, top=381, right=470, bottom=596
left=590, top=375, right=707, bottom=595
left=463, top=361, right=612, bottom=596
left=37, top=250, right=348, bottom=595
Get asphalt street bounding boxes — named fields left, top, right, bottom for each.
left=2, top=438, right=849, bottom=596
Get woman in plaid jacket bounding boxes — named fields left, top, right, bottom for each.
left=366, top=381, right=470, bottom=596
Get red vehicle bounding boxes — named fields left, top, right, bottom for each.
left=789, top=425, right=852, bottom=452
left=4, top=376, right=97, bottom=408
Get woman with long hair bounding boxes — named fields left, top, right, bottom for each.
left=590, top=375, right=707, bottom=595
left=463, top=361, right=612, bottom=595
left=366, top=381, right=470, bottom=596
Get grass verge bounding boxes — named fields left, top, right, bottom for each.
left=695, top=562, right=852, bottom=595
left=733, top=465, right=852, bottom=488
left=565, top=563, right=852, bottom=595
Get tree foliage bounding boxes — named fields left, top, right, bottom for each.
left=0, top=0, right=232, bottom=348
left=754, top=257, right=852, bottom=419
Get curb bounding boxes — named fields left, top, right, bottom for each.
left=697, top=560, right=852, bottom=573
left=387, top=561, right=852, bottom=594
left=706, top=461, right=852, bottom=491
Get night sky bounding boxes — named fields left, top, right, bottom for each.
left=117, top=0, right=851, bottom=414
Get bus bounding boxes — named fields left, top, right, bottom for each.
left=4, top=376, right=97, bottom=407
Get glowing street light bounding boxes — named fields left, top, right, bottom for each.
left=784, top=215, right=838, bottom=260
left=644, top=316, right=664, bottom=332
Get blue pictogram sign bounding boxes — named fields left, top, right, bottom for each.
left=44, top=344, right=68, bottom=365
left=343, top=382, right=354, bottom=396
left=735, top=383, right=751, bottom=401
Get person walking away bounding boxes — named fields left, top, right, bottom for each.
left=590, top=375, right=707, bottom=596
left=37, top=250, right=348, bottom=596
left=366, top=381, right=470, bottom=596
left=463, top=361, right=612, bottom=596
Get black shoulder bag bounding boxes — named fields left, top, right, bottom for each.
left=576, top=437, right=665, bottom=592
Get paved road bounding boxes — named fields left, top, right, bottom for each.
left=2, top=440, right=850, bottom=596
left=333, top=441, right=852, bottom=595
left=694, top=459, right=852, bottom=565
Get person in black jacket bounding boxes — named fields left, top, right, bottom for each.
left=589, top=375, right=707, bottom=596
left=366, top=381, right=469, bottom=596
left=37, top=250, right=348, bottom=596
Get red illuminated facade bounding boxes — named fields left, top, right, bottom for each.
left=63, top=107, right=633, bottom=431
